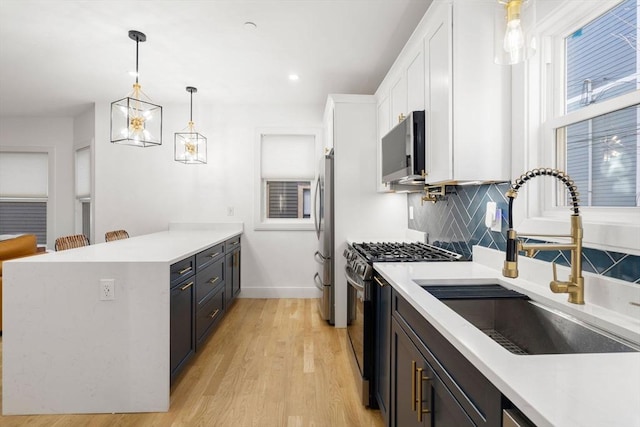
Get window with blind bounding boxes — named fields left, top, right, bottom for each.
left=555, top=0, right=639, bottom=208
left=257, top=132, right=317, bottom=229
left=266, top=181, right=311, bottom=218
left=0, top=151, right=49, bottom=244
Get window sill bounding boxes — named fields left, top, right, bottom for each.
left=254, top=220, right=315, bottom=232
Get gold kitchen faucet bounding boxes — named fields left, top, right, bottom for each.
left=502, top=168, right=585, bottom=304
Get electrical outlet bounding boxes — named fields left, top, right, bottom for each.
left=100, top=279, right=115, bottom=301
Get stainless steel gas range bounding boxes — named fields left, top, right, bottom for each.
left=343, top=241, right=463, bottom=407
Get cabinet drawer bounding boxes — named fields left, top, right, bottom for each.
left=392, top=291, right=502, bottom=426
left=196, top=285, right=224, bottom=346
left=196, top=260, right=224, bottom=304
left=225, top=235, right=240, bottom=251
left=196, top=242, right=224, bottom=270
left=170, top=256, right=195, bottom=286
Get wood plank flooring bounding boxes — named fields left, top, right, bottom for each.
left=0, top=298, right=384, bottom=427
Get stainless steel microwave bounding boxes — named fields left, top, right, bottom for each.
left=381, top=110, right=426, bottom=184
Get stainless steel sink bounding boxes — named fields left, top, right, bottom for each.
left=420, top=285, right=639, bottom=355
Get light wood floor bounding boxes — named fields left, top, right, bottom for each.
left=0, top=298, right=384, bottom=427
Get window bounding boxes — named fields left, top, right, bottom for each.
left=266, top=181, right=311, bottom=219
left=521, top=0, right=640, bottom=252
left=554, top=0, right=639, bottom=208
left=0, top=151, right=49, bottom=244
left=255, top=130, right=319, bottom=230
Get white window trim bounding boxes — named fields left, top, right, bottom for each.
left=517, top=0, right=640, bottom=255
left=0, top=145, right=55, bottom=246
left=253, top=127, right=321, bottom=231
left=74, top=141, right=93, bottom=238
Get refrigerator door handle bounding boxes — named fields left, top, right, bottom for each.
left=313, top=272, right=324, bottom=291
left=313, top=178, right=321, bottom=239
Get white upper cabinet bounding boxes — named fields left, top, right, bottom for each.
left=390, top=75, right=408, bottom=127
left=376, top=0, right=511, bottom=186
left=425, top=3, right=453, bottom=183
left=377, top=95, right=391, bottom=191
left=407, top=50, right=425, bottom=112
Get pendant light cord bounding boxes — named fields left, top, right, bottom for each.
left=135, top=38, right=139, bottom=85
left=190, top=91, right=193, bottom=122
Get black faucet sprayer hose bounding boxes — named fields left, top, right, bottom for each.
left=505, top=168, right=581, bottom=264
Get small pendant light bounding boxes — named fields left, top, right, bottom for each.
left=110, top=30, right=163, bottom=147
left=494, top=0, right=537, bottom=65
left=174, top=86, right=207, bottom=164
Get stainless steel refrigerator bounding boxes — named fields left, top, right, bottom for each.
left=313, top=149, right=334, bottom=324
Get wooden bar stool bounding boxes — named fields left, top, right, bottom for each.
left=105, top=230, right=130, bottom=242
left=54, top=234, right=90, bottom=251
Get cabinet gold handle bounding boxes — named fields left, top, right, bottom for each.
left=208, top=252, right=221, bottom=258
left=208, top=277, right=220, bottom=285
left=180, top=281, right=194, bottom=291
left=178, top=266, right=192, bottom=275
left=209, top=308, right=220, bottom=319
left=411, top=360, right=417, bottom=411
left=374, top=276, right=387, bottom=287
left=417, top=367, right=432, bottom=422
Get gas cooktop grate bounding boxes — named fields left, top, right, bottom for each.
left=482, top=329, right=528, bottom=355
left=352, top=241, right=462, bottom=263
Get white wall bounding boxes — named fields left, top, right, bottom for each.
left=0, top=116, right=75, bottom=245
left=92, top=101, right=322, bottom=297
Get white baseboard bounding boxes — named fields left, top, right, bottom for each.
left=238, top=287, right=321, bottom=299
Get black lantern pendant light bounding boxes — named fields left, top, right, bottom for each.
left=174, top=86, right=207, bottom=164
left=110, top=30, right=163, bottom=147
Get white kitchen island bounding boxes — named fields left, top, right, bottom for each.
left=2, top=223, right=242, bottom=415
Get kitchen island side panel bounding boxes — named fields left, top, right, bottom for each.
left=3, top=261, right=170, bottom=414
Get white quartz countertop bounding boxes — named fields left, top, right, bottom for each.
left=374, top=253, right=640, bottom=427
left=9, top=225, right=243, bottom=265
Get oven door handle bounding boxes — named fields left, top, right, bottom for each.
left=313, top=272, right=324, bottom=291
left=344, top=271, right=365, bottom=293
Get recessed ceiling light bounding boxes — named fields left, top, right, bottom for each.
left=289, top=74, right=299, bottom=81
left=244, top=21, right=257, bottom=30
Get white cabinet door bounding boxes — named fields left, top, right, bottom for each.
left=424, top=3, right=452, bottom=183
left=390, top=75, right=408, bottom=127
left=377, top=95, right=391, bottom=191
left=407, top=49, right=425, bottom=113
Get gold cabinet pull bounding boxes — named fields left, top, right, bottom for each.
left=417, top=367, right=432, bottom=422
left=178, top=266, right=192, bottom=275
left=180, top=281, right=194, bottom=291
left=208, top=276, right=220, bottom=285
left=209, top=308, right=220, bottom=319
left=374, top=276, right=387, bottom=287
left=411, top=360, right=417, bottom=411
left=208, top=252, right=221, bottom=258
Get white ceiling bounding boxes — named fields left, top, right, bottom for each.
left=0, top=0, right=432, bottom=117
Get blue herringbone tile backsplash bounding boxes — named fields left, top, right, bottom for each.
left=407, top=183, right=640, bottom=284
